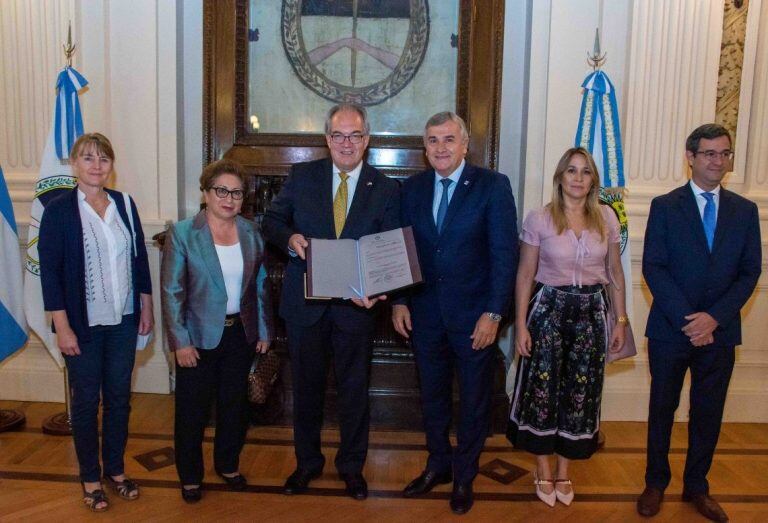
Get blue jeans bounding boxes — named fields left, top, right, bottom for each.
left=64, top=314, right=138, bottom=482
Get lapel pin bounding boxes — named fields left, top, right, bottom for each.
left=464, top=180, right=470, bottom=186
left=366, top=181, right=373, bottom=186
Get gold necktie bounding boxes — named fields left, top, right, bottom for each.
left=333, top=171, right=349, bottom=238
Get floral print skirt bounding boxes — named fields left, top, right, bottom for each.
left=507, top=283, right=608, bottom=459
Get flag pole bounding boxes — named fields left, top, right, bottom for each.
left=587, top=27, right=607, bottom=451
left=42, top=22, right=77, bottom=436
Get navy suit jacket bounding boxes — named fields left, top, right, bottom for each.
left=642, top=184, right=761, bottom=346
left=399, top=163, right=519, bottom=333
left=39, top=188, right=152, bottom=342
left=261, top=157, right=400, bottom=330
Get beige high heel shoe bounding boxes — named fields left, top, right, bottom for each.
left=555, top=478, right=574, bottom=506
left=533, top=471, right=556, bottom=507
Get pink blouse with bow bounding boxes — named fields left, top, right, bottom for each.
left=521, top=205, right=620, bottom=287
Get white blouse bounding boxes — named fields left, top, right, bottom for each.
left=215, top=243, right=244, bottom=315
left=78, top=189, right=134, bottom=326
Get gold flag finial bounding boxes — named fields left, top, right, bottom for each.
left=63, top=21, right=76, bottom=67
left=587, top=28, right=606, bottom=71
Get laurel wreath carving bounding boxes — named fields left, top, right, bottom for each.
left=281, top=0, right=430, bottom=106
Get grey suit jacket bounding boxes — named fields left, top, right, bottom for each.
left=161, top=211, right=274, bottom=351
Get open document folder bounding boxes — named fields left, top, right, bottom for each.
left=305, top=226, right=422, bottom=299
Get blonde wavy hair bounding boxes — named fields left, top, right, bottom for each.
left=546, top=147, right=605, bottom=241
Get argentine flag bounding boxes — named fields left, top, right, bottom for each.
left=0, top=165, right=28, bottom=362
left=24, top=66, right=86, bottom=368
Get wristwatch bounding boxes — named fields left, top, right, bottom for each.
left=486, top=312, right=502, bottom=322
left=616, top=315, right=629, bottom=325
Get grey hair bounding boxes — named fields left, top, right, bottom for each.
left=423, top=111, right=469, bottom=143
left=324, top=103, right=371, bottom=135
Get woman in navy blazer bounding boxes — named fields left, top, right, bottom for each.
left=39, top=133, right=153, bottom=512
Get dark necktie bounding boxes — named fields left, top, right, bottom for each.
left=701, top=192, right=716, bottom=251
left=436, top=178, right=453, bottom=233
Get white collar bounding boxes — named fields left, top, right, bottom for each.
left=689, top=179, right=721, bottom=197
left=333, top=161, right=363, bottom=180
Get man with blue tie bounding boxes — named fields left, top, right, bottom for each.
left=637, top=124, right=762, bottom=522
left=392, top=112, right=518, bottom=514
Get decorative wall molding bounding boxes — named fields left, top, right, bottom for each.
left=624, top=0, right=724, bottom=187
left=0, top=0, right=78, bottom=174
left=744, top=0, right=768, bottom=188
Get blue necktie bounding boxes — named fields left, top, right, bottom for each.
left=702, top=192, right=716, bottom=251
left=436, top=178, right=453, bottom=233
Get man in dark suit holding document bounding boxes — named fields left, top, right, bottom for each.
left=392, top=112, right=519, bottom=514
left=262, top=103, right=400, bottom=500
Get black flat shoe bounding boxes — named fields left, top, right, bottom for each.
left=340, top=473, right=368, bottom=500
left=283, top=468, right=322, bottom=495
left=450, top=482, right=474, bottom=515
left=403, top=469, right=453, bottom=498
left=181, top=485, right=202, bottom=503
left=217, top=472, right=247, bottom=491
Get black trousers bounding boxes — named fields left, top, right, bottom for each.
left=174, top=322, right=253, bottom=485
left=286, top=308, right=373, bottom=475
left=645, top=339, right=735, bottom=495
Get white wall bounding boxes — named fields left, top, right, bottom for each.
left=0, top=0, right=179, bottom=400
left=181, top=0, right=203, bottom=219
left=519, top=0, right=768, bottom=422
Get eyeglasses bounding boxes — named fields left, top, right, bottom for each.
left=209, top=186, right=245, bottom=200
left=329, top=132, right=366, bottom=144
left=693, top=150, right=734, bottom=161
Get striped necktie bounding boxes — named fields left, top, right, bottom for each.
left=333, top=171, right=349, bottom=238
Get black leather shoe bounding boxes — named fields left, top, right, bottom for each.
left=217, top=471, right=247, bottom=491
left=340, top=473, right=368, bottom=500
left=403, top=470, right=453, bottom=498
left=450, top=482, right=473, bottom=515
left=181, top=485, right=202, bottom=503
left=283, top=469, right=322, bottom=495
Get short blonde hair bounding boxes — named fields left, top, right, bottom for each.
left=70, top=132, right=115, bottom=161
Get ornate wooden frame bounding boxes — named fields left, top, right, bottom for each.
left=203, top=0, right=505, bottom=176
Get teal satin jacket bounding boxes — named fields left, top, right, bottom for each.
left=161, top=211, right=273, bottom=351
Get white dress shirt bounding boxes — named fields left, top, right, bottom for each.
left=78, top=189, right=134, bottom=326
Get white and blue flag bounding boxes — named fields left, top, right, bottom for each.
left=24, top=66, right=86, bottom=367
left=0, top=165, right=28, bottom=362
left=575, top=68, right=634, bottom=320
left=54, top=66, right=88, bottom=160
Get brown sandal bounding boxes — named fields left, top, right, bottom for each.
left=104, top=475, right=140, bottom=500
left=82, top=483, right=109, bottom=512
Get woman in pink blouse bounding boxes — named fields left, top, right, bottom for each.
left=507, top=147, right=627, bottom=507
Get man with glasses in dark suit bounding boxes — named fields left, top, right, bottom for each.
left=262, top=103, right=400, bottom=501
left=638, top=124, right=761, bottom=522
